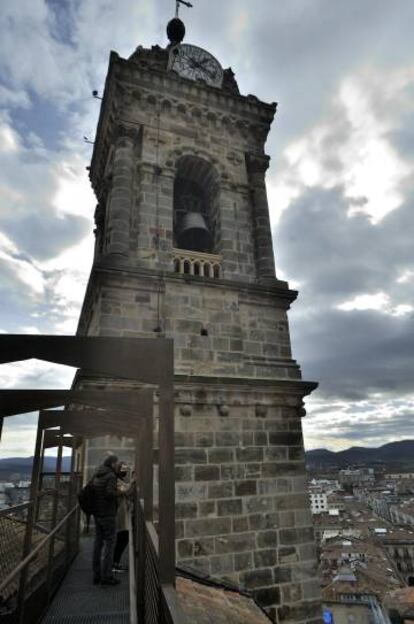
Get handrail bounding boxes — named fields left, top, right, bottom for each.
left=162, top=584, right=188, bottom=624
left=0, top=489, right=53, bottom=518
left=146, top=519, right=159, bottom=553
left=133, top=495, right=189, bottom=624
left=127, top=505, right=138, bottom=624
left=40, top=471, right=73, bottom=476
left=0, top=502, right=30, bottom=517
left=0, top=503, right=79, bottom=594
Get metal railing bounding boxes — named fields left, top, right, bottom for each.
left=0, top=482, right=188, bottom=624
left=0, top=503, right=31, bottom=593
left=130, top=490, right=188, bottom=624
left=0, top=335, right=179, bottom=621
left=0, top=482, right=80, bottom=624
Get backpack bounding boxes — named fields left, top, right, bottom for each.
left=78, top=480, right=97, bottom=517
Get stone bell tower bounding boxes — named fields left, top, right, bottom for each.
left=77, top=15, right=320, bottom=624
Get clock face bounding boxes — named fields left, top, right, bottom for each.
left=169, top=44, right=223, bottom=88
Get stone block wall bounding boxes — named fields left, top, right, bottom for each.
left=81, top=269, right=299, bottom=381
left=90, top=53, right=277, bottom=284
left=171, top=382, right=320, bottom=624
left=77, top=373, right=320, bottom=624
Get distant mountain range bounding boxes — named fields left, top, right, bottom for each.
left=0, top=456, right=72, bottom=477
left=1, top=440, right=413, bottom=477
left=305, top=440, right=414, bottom=469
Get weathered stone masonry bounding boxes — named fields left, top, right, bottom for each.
left=76, top=42, right=321, bottom=624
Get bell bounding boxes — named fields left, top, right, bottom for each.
left=177, top=212, right=212, bottom=252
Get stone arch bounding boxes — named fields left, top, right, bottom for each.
left=147, top=94, right=156, bottom=107
left=207, top=111, right=217, bottom=129
left=166, top=150, right=222, bottom=254
left=165, top=146, right=226, bottom=180
left=177, top=103, right=187, bottom=116
left=161, top=99, right=172, bottom=114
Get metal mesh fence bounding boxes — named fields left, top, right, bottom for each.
left=0, top=473, right=81, bottom=622
left=0, top=504, right=30, bottom=593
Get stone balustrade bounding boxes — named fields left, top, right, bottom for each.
left=172, top=249, right=222, bottom=279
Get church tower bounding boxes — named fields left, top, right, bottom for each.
left=77, top=14, right=320, bottom=624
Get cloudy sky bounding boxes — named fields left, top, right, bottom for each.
left=1, top=0, right=413, bottom=456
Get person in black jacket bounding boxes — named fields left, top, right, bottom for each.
left=91, top=454, right=120, bottom=585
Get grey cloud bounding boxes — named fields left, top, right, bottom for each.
left=1, top=213, right=90, bottom=260
left=292, top=306, right=414, bottom=401
left=275, top=185, right=414, bottom=403
left=14, top=364, right=74, bottom=389
left=311, top=412, right=414, bottom=442
left=342, top=403, right=383, bottom=414
left=277, top=186, right=414, bottom=304
left=230, top=1, right=414, bottom=155
left=388, top=127, right=414, bottom=162
left=3, top=413, right=37, bottom=428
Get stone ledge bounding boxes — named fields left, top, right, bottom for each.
left=173, top=375, right=318, bottom=398
left=92, top=259, right=296, bottom=302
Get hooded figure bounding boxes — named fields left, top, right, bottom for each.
left=91, top=454, right=120, bottom=585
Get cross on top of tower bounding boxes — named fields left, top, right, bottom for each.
left=167, top=1, right=192, bottom=45
left=175, top=0, right=193, bottom=18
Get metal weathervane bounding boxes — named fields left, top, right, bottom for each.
left=175, top=0, right=193, bottom=18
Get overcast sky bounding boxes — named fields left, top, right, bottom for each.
left=1, top=0, right=413, bottom=457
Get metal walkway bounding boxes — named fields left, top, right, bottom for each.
left=42, top=537, right=129, bottom=624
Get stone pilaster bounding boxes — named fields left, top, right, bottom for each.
left=104, top=125, right=138, bottom=260
left=93, top=203, right=105, bottom=261
left=246, top=153, right=276, bottom=282
left=135, top=162, right=174, bottom=270
left=156, top=167, right=175, bottom=269
left=217, top=181, right=243, bottom=280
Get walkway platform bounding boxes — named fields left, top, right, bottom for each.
left=42, top=537, right=129, bottom=624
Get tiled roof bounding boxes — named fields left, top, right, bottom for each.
left=379, top=528, right=414, bottom=542
left=384, top=586, right=414, bottom=619
left=176, top=575, right=272, bottom=624
left=319, top=534, right=402, bottom=601
left=322, top=563, right=401, bottom=602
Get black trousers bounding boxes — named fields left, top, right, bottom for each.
left=93, top=516, right=116, bottom=580
left=113, top=529, right=129, bottom=564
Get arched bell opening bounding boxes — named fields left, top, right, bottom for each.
left=173, top=156, right=219, bottom=254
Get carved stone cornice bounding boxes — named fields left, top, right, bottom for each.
left=113, top=123, right=142, bottom=143
left=117, top=55, right=277, bottom=127
left=93, top=204, right=105, bottom=228
left=173, top=376, right=318, bottom=401
left=137, top=161, right=174, bottom=181
left=88, top=261, right=297, bottom=306
left=245, top=152, right=271, bottom=177
left=88, top=53, right=121, bottom=202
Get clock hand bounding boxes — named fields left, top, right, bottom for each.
left=189, top=58, right=215, bottom=80
left=188, top=58, right=203, bottom=69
